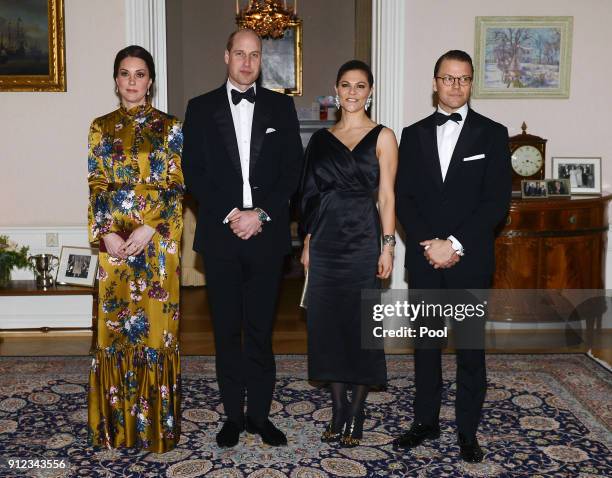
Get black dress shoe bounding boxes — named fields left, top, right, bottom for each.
left=216, top=420, right=243, bottom=448
left=458, top=434, right=484, bottom=463
left=392, top=422, right=440, bottom=450
left=245, top=417, right=287, bottom=446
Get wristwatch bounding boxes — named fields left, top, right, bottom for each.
left=254, top=207, right=270, bottom=224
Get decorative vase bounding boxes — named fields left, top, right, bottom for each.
left=0, top=267, right=10, bottom=288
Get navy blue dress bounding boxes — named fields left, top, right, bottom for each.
left=300, top=125, right=387, bottom=385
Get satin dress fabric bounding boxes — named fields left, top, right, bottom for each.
left=87, top=104, right=184, bottom=452
left=300, top=125, right=387, bottom=385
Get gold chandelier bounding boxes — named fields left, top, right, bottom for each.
left=236, top=0, right=300, bottom=39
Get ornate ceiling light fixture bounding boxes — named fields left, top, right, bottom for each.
left=236, top=0, right=300, bottom=39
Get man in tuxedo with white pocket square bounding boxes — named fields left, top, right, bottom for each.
left=182, top=28, right=303, bottom=448
left=394, top=50, right=511, bottom=462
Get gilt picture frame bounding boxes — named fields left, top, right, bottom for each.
left=473, top=16, right=573, bottom=99
left=260, top=21, right=302, bottom=96
left=0, top=0, right=66, bottom=92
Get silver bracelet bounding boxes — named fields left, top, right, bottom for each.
left=382, top=234, right=396, bottom=247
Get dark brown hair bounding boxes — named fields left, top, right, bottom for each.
left=336, top=60, right=374, bottom=86
left=113, top=45, right=156, bottom=82
left=433, top=50, right=473, bottom=77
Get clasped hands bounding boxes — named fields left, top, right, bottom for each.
left=420, top=238, right=460, bottom=269
left=102, top=225, right=156, bottom=259
left=227, top=209, right=263, bottom=240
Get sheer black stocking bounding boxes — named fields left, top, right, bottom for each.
left=329, top=382, right=349, bottom=432
left=349, top=384, right=369, bottom=420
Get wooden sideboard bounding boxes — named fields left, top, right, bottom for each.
left=493, top=194, right=612, bottom=289
left=0, top=280, right=96, bottom=332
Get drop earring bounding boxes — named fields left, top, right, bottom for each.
left=115, top=86, right=118, bottom=94
left=365, top=95, right=372, bottom=110
left=334, top=94, right=340, bottom=109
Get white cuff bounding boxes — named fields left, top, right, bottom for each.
left=222, top=207, right=240, bottom=224
left=447, top=235, right=465, bottom=256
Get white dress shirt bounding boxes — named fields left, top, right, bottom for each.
left=226, top=79, right=255, bottom=208
left=436, top=102, right=469, bottom=255
left=436, top=102, right=469, bottom=181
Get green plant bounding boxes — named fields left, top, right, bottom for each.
left=0, top=235, right=31, bottom=272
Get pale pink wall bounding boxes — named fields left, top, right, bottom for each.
left=404, top=0, right=611, bottom=185
left=0, top=0, right=126, bottom=226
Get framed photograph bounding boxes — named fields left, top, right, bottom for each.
left=0, top=0, right=66, bottom=92
left=521, top=180, right=548, bottom=199
left=260, top=21, right=302, bottom=96
left=56, top=246, right=98, bottom=287
left=473, top=16, right=573, bottom=98
left=552, top=157, right=601, bottom=195
left=546, top=178, right=571, bottom=197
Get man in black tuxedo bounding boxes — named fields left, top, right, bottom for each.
left=182, top=29, right=303, bottom=448
left=393, top=50, right=511, bottom=462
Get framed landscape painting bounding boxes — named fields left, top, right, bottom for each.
left=0, top=0, right=66, bottom=92
left=473, top=16, right=573, bottom=98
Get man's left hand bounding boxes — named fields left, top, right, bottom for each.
left=420, top=238, right=460, bottom=269
left=229, top=210, right=263, bottom=240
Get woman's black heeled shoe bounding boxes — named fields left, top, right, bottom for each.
left=340, top=412, right=365, bottom=447
left=321, top=413, right=345, bottom=443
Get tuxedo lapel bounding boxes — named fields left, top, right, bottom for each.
left=418, top=113, right=443, bottom=190
left=212, top=86, right=242, bottom=177
left=249, top=90, right=272, bottom=175
left=444, top=109, right=481, bottom=186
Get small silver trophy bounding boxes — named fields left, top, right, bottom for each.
left=29, top=254, right=59, bottom=289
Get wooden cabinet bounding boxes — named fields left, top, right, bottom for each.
left=494, top=194, right=611, bottom=289
left=0, top=281, right=96, bottom=332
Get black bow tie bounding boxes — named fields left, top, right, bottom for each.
left=435, top=111, right=462, bottom=126
left=231, top=87, right=256, bottom=105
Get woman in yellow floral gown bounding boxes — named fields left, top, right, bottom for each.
left=87, top=45, right=184, bottom=453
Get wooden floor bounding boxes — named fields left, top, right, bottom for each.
left=1, top=278, right=611, bottom=366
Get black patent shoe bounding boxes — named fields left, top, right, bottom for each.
left=458, top=434, right=484, bottom=463
left=339, top=413, right=364, bottom=448
left=392, top=422, right=440, bottom=451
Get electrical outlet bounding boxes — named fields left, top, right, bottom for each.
left=46, top=232, right=59, bottom=247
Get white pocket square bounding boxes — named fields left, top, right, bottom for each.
left=265, top=127, right=276, bottom=134
left=463, top=153, right=485, bottom=161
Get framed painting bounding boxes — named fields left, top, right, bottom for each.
left=0, top=0, right=66, bottom=92
left=260, top=21, right=302, bottom=96
left=473, top=16, right=573, bottom=99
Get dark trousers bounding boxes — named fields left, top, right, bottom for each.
left=203, top=245, right=285, bottom=425
left=413, top=348, right=486, bottom=439
left=410, top=272, right=489, bottom=440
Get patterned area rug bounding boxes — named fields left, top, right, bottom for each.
left=0, top=354, right=610, bottom=478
